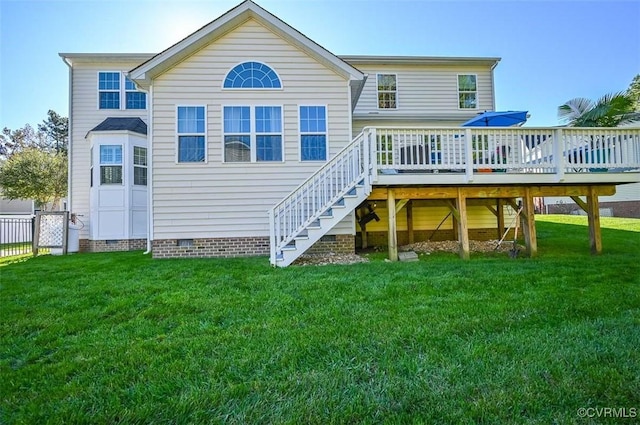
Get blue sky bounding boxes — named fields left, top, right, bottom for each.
left=1, top=0, right=638, bottom=130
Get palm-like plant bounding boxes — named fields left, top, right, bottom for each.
left=558, top=92, right=636, bottom=127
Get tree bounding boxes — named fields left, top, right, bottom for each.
left=0, top=110, right=68, bottom=160
left=627, top=74, right=640, bottom=112
left=558, top=92, right=636, bottom=127
left=0, top=148, right=67, bottom=210
left=0, top=124, right=48, bottom=161
left=38, top=110, right=69, bottom=155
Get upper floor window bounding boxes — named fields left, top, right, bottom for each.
left=458, top=74, right=477, bottom=109
left=99, top=72, right=120, bottom=109
left=125, top=78, right=147, bottom=109
left=377, top=74, right=397, bottom=109
left=100, top=145, right=123, bottom=184
left=98, top=72, right=146, bottom=110
left=223, top=106, right=283, bottom=162
left=300, top=106, right=327, bottom=161
left=177, top=106, right=206, bottom=163
left=223, top=62, right=282, bottom=89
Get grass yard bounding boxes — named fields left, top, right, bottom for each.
left=1, top=215, right=639, bottom=424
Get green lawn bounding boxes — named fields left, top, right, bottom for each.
left=1, top=215, right=639, bottom=424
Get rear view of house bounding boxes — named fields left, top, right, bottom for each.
left=61, top=0, right=640, bottom=265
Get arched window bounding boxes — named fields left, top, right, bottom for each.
left=223, top=62, right=281, bottom=89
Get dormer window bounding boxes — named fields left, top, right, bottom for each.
left=223, top=62, right=281, bottom=89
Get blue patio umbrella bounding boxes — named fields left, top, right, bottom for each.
left=462, top=110, right=528, bottom=127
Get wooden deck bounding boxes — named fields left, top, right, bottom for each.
left=362, top=126, right=640, bottom=260
left=270, top=126, right=640, bottom=266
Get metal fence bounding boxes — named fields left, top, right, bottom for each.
left=0, top=216, right=35, bottom=257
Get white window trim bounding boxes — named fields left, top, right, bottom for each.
left=133, top=145, right=148, bottom=186
left=99, top=144, right=124, bottom=185
left=457, top=73, right=478, bottom=110
left=298, top=104, right=329, bottom=162
left=125, top=77, right=147, bottom=110
left=221, top=104, right=285, bottom=164
left=97, top=71, right=147, bottom=111
left=175, top=105, right=208, bottom=165
left=97, top=71, right=121, bottom=110
left=221, top=61, right=284, bottom=91
left=376, top=73, right=398, bottom=110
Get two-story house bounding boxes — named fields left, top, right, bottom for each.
left=61, top=0, right=640, bottom=266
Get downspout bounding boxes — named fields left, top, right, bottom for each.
left=144, top=84, right=153, bottom=254
left=490, top=60, right=499, bottom=110
left=61, top=55, right=73, bottom=213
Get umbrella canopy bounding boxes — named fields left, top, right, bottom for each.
left=462, top=110, right=528, bottom=127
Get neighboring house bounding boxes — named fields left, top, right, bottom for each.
left=0, top=196, right=34, bottom=215
left=544, top=182, right=640, bottom=218
left=61, top=0, right=640, bottom=265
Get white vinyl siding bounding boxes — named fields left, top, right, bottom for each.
left=151, top=18, right=354, bottom=239
left=68, top=57, right=150, bottom=240
left=352, top=63, right=495, bottom=120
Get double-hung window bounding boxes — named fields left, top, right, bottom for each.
left=177, top=106, right=206, bottom=163
left=223, top=106, right=282, bottom=162
left=98, top=72, right=120, bottom=109
left=377, top=74, right=397, bottom=109
left=300, top=106, right=327, bottom=161
left=133, top=146, right=147, bottom=185
left=98, top=72, right=146, bottom=110
left=255, top=107, right=282, bottom=161
left=100, top=145, right=123, bottom=184
left=126, top=78, right=146, bottom=109
left=458, top=74, right=477, bottom=109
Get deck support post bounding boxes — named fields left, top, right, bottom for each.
left=497, top=199, right=505, bottom=239
left=587, top=186, right=602, bottom=255
left=407, top=200, right=414, bottom=245
left=387, top=188, right=398, bottom=261
left=361, top=223, right=368, bottom=249
left=521, top=188, right=537, bottom=257
left=456, top=188, right=470, bottom=260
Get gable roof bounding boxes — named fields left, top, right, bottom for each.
left=88, top=117, right=147, bottom=137
left=129, top=0, right=364, bottom=87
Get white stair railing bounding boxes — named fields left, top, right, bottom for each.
left=269, top=130, right=372, bottom=265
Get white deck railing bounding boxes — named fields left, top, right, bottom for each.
left=268, top=131, right=372, bottom=264
left=373, top=126, right=640, bottom=177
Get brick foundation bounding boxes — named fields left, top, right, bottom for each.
left=304, top=234, right=355, bottom=255
left=152, top=234, right=356, bottom=259
left=80, top=239, right=146, bottom=253
left=152, top=236, right=270, bottom=259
